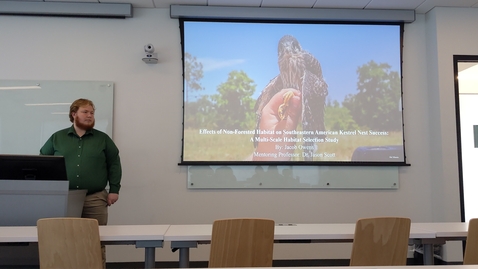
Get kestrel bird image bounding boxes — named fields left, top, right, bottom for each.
left=254, top=35, right=328, bottom=161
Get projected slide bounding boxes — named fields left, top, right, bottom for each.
left=181, top=20, right=405, bottom=165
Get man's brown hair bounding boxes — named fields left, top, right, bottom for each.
left=69, top=98, right=95, bottom=123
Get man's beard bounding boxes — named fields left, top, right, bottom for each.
left=74, top=117, right=95, bottom=130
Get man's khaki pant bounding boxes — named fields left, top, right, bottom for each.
left=82, top=190, right=108, bottom=269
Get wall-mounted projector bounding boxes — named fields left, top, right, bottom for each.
left=142, top=44, right=158, bottom=64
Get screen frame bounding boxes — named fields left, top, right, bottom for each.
left=179, top=18, right=408, bottom=167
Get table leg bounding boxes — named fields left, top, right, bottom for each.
left=179, top=247, right=190, bottom=268
left=145, top=247, right=155, bottom=269
left=422, top=244, right=435, bottom=265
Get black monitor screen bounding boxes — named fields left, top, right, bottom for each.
left=0, top=154, right=67, bottom=180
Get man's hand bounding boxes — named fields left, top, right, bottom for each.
left=253, top=88, right=302, bottom=161
left=107, top=193, right=119, bottom=206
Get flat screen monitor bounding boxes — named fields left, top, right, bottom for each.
left=0, top=154, right=67, bottom=181
left=179, top=19, right=407, bottom=166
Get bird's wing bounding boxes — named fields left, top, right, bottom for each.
left=254, top=75, right=283, bottom=115
left=301, top=52, right=328, bottom=161
left=301, top=51, right=328, bottom=136
left=302, top=69, right=328, bottom=136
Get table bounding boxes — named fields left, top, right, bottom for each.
left=0, top=224, right=169, bottom=269
left=412, top=222, right=469, bottom=239
left=1, top=222, right=469, bottom=267
left=190, top=265, right=478, bottom=269
left=164, top=223, right=438, bottom=268
left=411, top=222, right=469, bottom=265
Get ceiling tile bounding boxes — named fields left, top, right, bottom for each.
left=366, top=0, right=426, bottom=9
left=416, top=0, right=478, bottom=14
left=153, top=0, right=206, bottom=8
left=312, top=0, right=370, bottom=9
left=261, top=0, right=316, bottom=8
left=208, top=0, right=261, bottom=7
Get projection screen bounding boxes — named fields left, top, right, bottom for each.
left=180, top=20, right=406, bottom=166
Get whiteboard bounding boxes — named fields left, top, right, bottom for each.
left=188, top=165, right=399, bottom=189
left=0, top=80, right=114, bottom=155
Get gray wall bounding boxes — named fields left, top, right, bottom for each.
left=0, top=6, right=473, bottom=263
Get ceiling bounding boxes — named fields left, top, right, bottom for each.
left=3, top=0, right=478, bottom=14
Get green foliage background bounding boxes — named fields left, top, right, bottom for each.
left=183, top=56, right=403, bottom=161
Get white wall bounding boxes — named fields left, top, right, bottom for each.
left=424, top=8, right=478, bottom=260
left=0, top=6, right=475, bottom=263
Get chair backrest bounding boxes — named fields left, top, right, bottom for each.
left=350, top=217, right=411, bottom=266
left=208, top=218, right=275, bottom=268
left=464, top=218, right=478, bottom=264
left=37, top=217, right=103, bottom=269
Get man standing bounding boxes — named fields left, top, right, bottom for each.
left=40, top=98, right=122, bottom=267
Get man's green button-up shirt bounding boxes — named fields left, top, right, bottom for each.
left=40, top=126, right=122, bottom=194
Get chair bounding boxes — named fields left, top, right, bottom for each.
left=208, top=218, right=275, bottom=268
left=349, top=217, right=411, bottom=266
left=464, top=218, right=478, bottom=264
left=37, top=217, right=103, bottom=269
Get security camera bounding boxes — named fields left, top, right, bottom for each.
left=144, top=44, right=155, bottom=53
left=143, top=43, right=158, bottom=64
